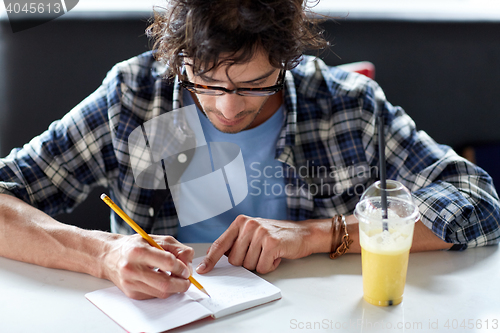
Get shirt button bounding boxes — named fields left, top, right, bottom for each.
left=149, top=207, right=155, bottom=217
left=177, top=153, right=187, bottom=163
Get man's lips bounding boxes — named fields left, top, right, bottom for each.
left=214, top=113, right=247, bottom=126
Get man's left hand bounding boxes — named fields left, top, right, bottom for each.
left=195, top=215, right=324, bottom=274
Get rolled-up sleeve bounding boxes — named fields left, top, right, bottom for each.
left=410, top=149, right=500, bottom=250
left=0, top=83, right=116, bottom=216
left=367, top=80, right=500, bottom=250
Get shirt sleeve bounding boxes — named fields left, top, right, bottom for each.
left=0, top=82, right=117, bottom=216
left=363, top=80, right=500, bottom=250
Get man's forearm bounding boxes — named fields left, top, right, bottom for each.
left=410, top=220, right=453, bottom=252
left=0, top=194, right=115, bottom=279
left=304, top=215, right=452, bottom=255
left=0, top=193, right=195, bottom=300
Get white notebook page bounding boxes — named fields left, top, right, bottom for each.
left=189, top=256, right=282, bottom=318
left=86, top=286, right=211, bottom=333
left=86, top=255, right=281, bottom=333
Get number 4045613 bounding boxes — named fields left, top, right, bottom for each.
left=5, top=2, right=62, bottom=14
left=444, top=319, right=498, bottom=330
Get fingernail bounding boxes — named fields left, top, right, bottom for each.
left=196, top=262, right=206, bottom=273
left=182, top=268, right=190, bottom=279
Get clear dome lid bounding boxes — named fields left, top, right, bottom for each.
left=355, top=180, right=420, bottom=223
left=360, top=180, right=413, bottom=203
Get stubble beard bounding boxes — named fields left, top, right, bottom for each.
left=195, top=96, right=270, bottom=134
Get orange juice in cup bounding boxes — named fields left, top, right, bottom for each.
left=355, top=180, right=419, bottom=306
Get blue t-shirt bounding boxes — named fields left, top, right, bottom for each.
left=176, top=92, right=287, bottom=242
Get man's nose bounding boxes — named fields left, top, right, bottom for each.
left=215, top=93, right=245, bottom=119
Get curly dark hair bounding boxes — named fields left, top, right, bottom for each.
left=146, top=0, right=329, bottom=78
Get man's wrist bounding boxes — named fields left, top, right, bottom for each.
left=300, top=215, right=361, bottom=255
left=301, top=219, right=333, bottom=254
left=93, top=230, right=122, bottom=280
left=344, top=215, right=361, bottom=253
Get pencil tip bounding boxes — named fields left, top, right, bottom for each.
left=100, top=193, right=107, bottom=200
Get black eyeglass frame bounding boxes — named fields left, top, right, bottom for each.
left=179, top=69, right=285, bottom=97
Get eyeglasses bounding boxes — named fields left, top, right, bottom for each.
left=180, top=69, right=285, bottom=97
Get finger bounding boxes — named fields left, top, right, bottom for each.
left=271, top=258, right=282, bottom=271
left=143, top=270, right=192, bottom=297
left=205, top=244, right=232, bottom=257
left=153, top=235, right=195, bottom=263
left=122, top=279, right=170, bottom=300
left=255, top=242, right=281, bottom=274
left=119, top=287, right=154, bottom=300
left=176, top=247, right=195, bottom=266
left=196, top=225, right=240, bottom=274
left=227, top=219, right=259, bottom=267
left=139, top=247, right=190, bottom=279
left=117, top=270, right=165, bottom=300
left=122, top=273, right=191, bottom=300
left=242, top=238, right=263, bottom=271
left=164, top=243, right=195, bottom=266
left=119, top=255, right=191, bottom=298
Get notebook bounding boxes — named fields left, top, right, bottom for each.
left=85, top=255, right=282, bottom=333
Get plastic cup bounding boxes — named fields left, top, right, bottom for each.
left=354, top=180, right=420, bottom=306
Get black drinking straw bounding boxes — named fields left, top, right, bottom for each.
left=377, top=110, right=389, bottom=231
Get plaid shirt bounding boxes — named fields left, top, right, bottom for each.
left=0, top=51, right=499, bottom=250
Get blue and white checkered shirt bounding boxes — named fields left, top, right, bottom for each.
left=0, top=52, right=498, bottom=250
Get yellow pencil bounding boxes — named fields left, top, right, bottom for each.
left=100, top=193, right=210, bottom=297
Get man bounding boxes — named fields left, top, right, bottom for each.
left=0, top=0, right=499, bottom=300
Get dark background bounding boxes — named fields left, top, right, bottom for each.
left=1, top=15, right=499, bottom=230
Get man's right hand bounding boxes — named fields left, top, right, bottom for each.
left=0, top=194, right=195, bottom=300
left=102, top=234, right=194, bottom=300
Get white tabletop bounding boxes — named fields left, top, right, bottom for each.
left=1, top=244, right=499, bottom=333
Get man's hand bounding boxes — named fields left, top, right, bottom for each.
left=102, top=234, right=194, bottom=300
left=196, top=215, right=328, bottom=275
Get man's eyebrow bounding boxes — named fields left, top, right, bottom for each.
left=198, top=73, right=221, bottom=83
left=198, top=69, right=277, bottom=84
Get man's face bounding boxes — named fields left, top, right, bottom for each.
left=185, top=50, right=282, bottom=134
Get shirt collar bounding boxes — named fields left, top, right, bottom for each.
left=276, top=70, right=298, bottom=167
